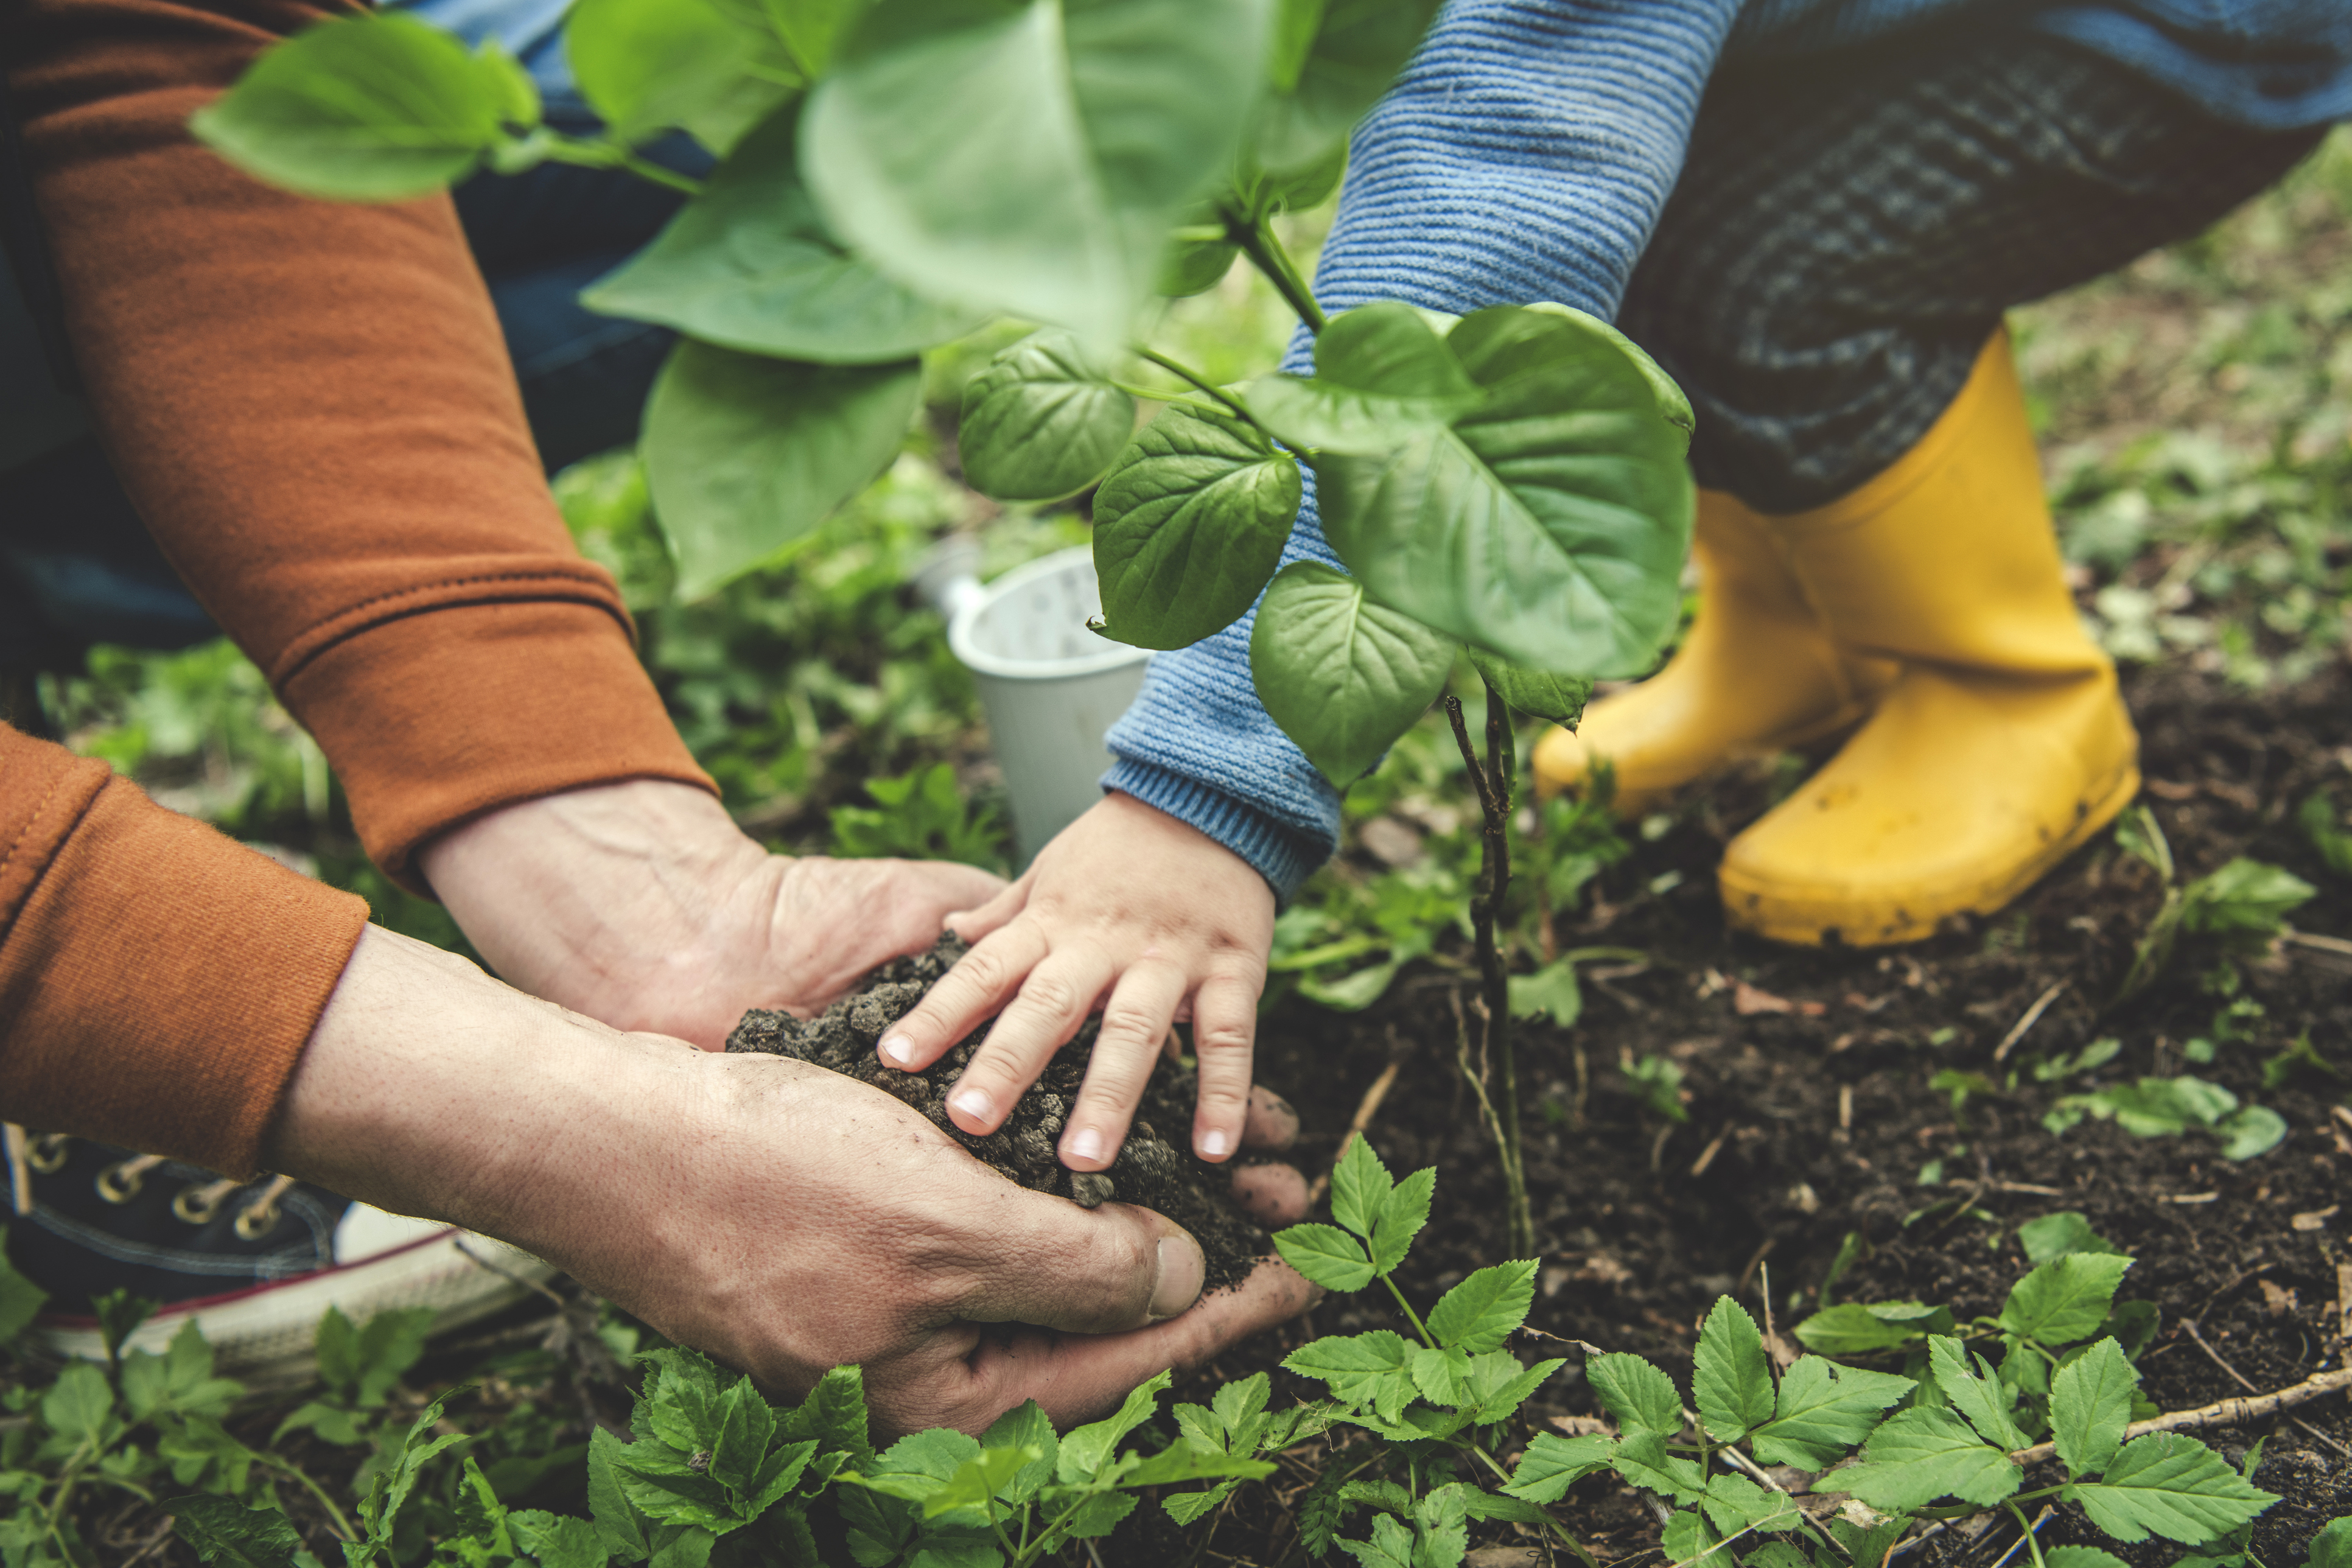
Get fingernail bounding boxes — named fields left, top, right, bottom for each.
left=1149, top=1234, right=1205, bottom=1321
left=1199, top=1127, right=1231, bottom=1158
left=1068, top=1125, right=1104, bottom=1164
left=949, top=1087, right=993, bottom=1125
left=880, top=1034, right=917, bottom=1067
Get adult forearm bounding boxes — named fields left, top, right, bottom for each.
left=8, top=0, right=712, bottom=893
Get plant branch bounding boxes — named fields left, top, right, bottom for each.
left=537, top=135, right=705, bottom=196
left=1380, top=1273, right=1437, bottom=1349
left=1234, top=215, right=1326, bottom=334
left=2009, top=1365, right=2352, bottom=1465
left=1132, top=347, right=1255, bottom=422
left=1444, top=687, right=1533, bottom=1258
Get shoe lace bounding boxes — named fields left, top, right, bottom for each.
left=2, top=1125, right=298, bottom=1237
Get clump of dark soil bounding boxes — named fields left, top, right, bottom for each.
left=724, top=934, right=1267, bottom=1291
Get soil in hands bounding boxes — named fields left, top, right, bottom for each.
left=725, top=934, right=1269, bottom=1292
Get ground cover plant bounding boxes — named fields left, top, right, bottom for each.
left=13, top=31, right=2352, bottom=1568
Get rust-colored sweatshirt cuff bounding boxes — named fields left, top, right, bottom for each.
left=0, top=727, right=369, bottom=1178
left=279, top=595, right=718, bottom=895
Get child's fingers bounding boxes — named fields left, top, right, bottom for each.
left=879, top=921, right=1048, bottom=1074
left=1186, top=971, right=1259, bottom=1162
left=1060, top=957, right=1189, bottom=1171
left=943, top=941, right=1118, bottom=1135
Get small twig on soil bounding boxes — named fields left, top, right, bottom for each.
left=2009, top=1365, right=2352, bottom=1464
left=1736, top=1237, right=1775, bottom=1300
left=2161, top=1191, right=2221, bottom=1204
left=1307, top=1059, right=1404, bottom=1207
left=2179, top=1318, right=2352, bottom=1457
left=1987, top=1181, right=2065, bottom=1197
left=1689, top=1130, right=1727, bottom=1179
left=2336, top=1261, right=2351, bottom=1353
left=2282, top=927, right=2352, bottom=957
left=1838, top=1085, right=1853, bottom=1132
left=1992, top=981, right=2068, bottom=1063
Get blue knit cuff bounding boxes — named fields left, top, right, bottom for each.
left=1101, top=760, right=1326, bottom=906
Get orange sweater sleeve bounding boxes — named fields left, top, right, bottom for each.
left=7, top=0, right=715, bottom=895
left=0, top=724, right=369, bottom=1177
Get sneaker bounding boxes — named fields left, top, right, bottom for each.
left=3, top=1127, right=554, bottom=1389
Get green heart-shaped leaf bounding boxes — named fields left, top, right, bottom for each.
left=957, top=331, right=1135, bottom=502
left=1093, top=404, right=1300, bottom=649
left=1250, top=561, right=1454, bottom=785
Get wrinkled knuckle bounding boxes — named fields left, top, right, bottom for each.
left=1193, top=1019, right=1254, bottom=1059
left=1012, top=970, right=1087, bottom=1021
left=1094, top=1002, right=1166, bottom=1054
left=951, top=945, right=1017, bottom=996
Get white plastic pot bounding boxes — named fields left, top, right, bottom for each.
left=947, top=545, right=1150, bottom=866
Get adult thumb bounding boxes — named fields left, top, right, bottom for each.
left=957, top=1193, right=1205, bottom=1334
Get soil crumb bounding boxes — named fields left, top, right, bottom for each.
left=726, top=935, right=1267, bottom=1291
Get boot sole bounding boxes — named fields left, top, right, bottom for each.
left=1718, top=763, right=2143, bottom=947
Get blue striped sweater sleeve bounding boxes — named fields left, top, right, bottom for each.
left=1103, top=0, right=1743, bottom=901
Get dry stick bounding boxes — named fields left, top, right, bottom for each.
left=1307, top=1059, right=1404, bottom=1207
left=2009, top=1365, right=2352, bottom=1465
left=1838, top=1086, right=1853, bottom=1133
left=2179, top=1318, right=2352, bottom=1458
left=1992, top=980, right=2068, bottom=1063
left=2283, top=927, right=2352, bottom=957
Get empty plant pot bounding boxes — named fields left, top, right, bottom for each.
left=947, top=545, right=1150, bottom=866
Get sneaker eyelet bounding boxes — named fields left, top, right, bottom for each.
left=232, top=1202, right=281, bottom=1241
left=26, top=1135, right=69, bottom=1175
left=173, top=1180, right=237, bottom=1225
left=96, top=1160, right=150, bottom=1204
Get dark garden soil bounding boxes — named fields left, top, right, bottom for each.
left=1125, top=662, right=2352, bottom=1567
left=725, top=935, right=1269, bottom=1291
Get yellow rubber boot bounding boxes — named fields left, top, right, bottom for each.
left=1718, top=331, right=2140, bottom=945
left=1531, top=489, right=1894, bottom=814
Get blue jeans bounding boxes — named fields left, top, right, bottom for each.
left=0, top=115, right=704, bottom=668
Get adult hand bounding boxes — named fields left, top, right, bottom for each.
left=273, top=927, right=1315, bottom=1436
left=418, top=779, right=1003, bottom=1046
left=872, top=793, right=1276, bottom=1176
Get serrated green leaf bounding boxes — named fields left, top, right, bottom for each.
left=926, top=1445, right=1040, bottom=1517
left=1693, top=1297, right=1775, bottom=1443
left=2017, top=1213, right=2123, bottom=1264
left=1746, top=1543, right=1816, bottom=1568
left=644, top=340, right=921, bottom=600
left=1832, top=1516, right=1906, bottom=1568
left=169, top=1495, right=310, bottom=1568
left=1840, top=1407, right=2019, bottom=1511
left=957, top=331, right=1135, bottom=502
left=1335, top=1510, right=1416, bottom=1568
left=2063, top=1433, right=2277, bottom=1544
left=1792, top=1304, right=1932, bottom=1357
left=2042, top=1550, right=2130, bottom=1568
left=1587, top=1351, right=1682, bottom=1438
left=1163, top=1480, right=1238, bottom=1526
left=509, top=1510, right=609, bottom=1568
left=1368, top=1166, right=1435, bottom=1275
left=2308, top=1516, right=2352, bottom=1568
left=1211, top=1373, right=1272, bottom=1440
left=1092, top=403, right=1300, bottom=649
left=980, top=1401, right=1056, bottom=1503
left=1466, top=1353, right=1565, bottom=1425
left=190, top=12, right=532, bottom=201
left=1749, top=1357, right=1914, bottom=1469
left=1312, top=304, right=1694, bottom=676
left=588, top=1427, right=652, bottom=1562
left=1507, top=956, right=1583, bottom=1026
left=1057, top=1370, right=1168, bottom=1484
left=1408, top=1344, right=1470, bottom=1407
left=1328, top=1135, right=1393, bottom=1239
left=1272, top=1223, right=1377, bottom=1292
left=2215, top=1105, right=2287, bottom=1161
left=1283, top=1331, right=1417, bottom=1422
left=1700, top=1472, right=1803, bottom=1536
left=1612, top=1430, right=1705, bottom=1506
left=568, top=0, right=797, bottom=153
left=1252, top=561, right=1457, bottom=786
left=1927, top=1337, right=2027, bottom=1451
left=1998, top=1255, right=2135, bottom=1348
left=1427, top=1261, right=1537, bottom=1353
left=1661, top=1505, right=1727, bottom=1567
left=803, top=0, right=1270, bottom=355
left=1121, top=1441, right=1276, bottom=1488
left=1503, top=1432, right=1615, bottom=1503
left=781, top=1364, right=875, bottom=1474
left=583, top=110, right=981, bottom=363
left=2050, top=1338, right=2135, bottom=1479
